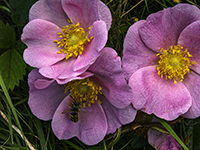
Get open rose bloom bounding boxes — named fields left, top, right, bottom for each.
left=122, top=4, right=200, bottom=121
left=22, top=0, right=112, bottom=84
left=28, top=48, right=136, bottom=145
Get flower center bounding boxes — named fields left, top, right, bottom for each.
left=65, top=78, right=102, bottom=108
left=156, top=45, right=197, bottom=84
left=54, top=18, right=93, bottom=60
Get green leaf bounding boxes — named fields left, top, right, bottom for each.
left=0, top=48, right=26, bottom=90
left=9, top=0, right=38, bottom=26
left=15, top=40, right=27, bottom=55
left=0, top=21, right=16, bottom=49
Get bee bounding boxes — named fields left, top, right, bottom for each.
left=69, top=96, right=80, bottom=122
left=61, top=96, right=80, bottom=122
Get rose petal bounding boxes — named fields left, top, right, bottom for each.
left=100, top=95, right=137, bottom=134
left=178, top=20, right=200, bottom=74
left=56, top=71, right=94, bottom=85
left=28, top=69, right=66, bottom=120
left=34, top=79, right=54, bottom=89
left=89, top=47, right=132, bottom=108
left=182, top=71, right=200, bottom=118
left=29, top=0, right=69, bottom=27
left=22, top=19, right=66, bottom=68
left=97, top=1, right=112, bottom=30
left=129, top=66, right=192, bottom=121
left=52, top=95, right=107, bottom=145
left=122, top=20, right=158, bottom=80
left=62, top=0, right=98, bottom=30
left=62, top=0, right=110, bottom=31
left=148, top=129, right=181, bottom=150
left=73, top=21, right=108, bottom=71
left=39, top=57, right=94, bottom=84
left=139, top=4, right=200, bottom=51
left=38, top=58, right=76, bottom=79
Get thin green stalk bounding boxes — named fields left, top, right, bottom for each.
left=3, top=0, right=11, bottom=9
left=0, top=92, right=13, bottom=142
left=103, top=139, right=107, bottom=150
left=107, top=127, right=122, bottom=149
left=119, top=138, right=133, bottom=150
left=64, top=141, right=84, bottom=150
left=0, top=110, right=35, bottom=150
left=156, top=117, right=189, bottom=150
left=0, top=72, right=23, bottom=143
left=0, top=6, right=10, bottom=13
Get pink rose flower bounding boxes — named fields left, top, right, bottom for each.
left=122, top=4, right=200, bottom=120
left=28, top=48, right=136, bottom=145
left=22, top=0, right=112, bottom=83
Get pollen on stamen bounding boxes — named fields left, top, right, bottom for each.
left=156, top=45, right=197, bottom=84
left=65, top=78, right=102, bottom=108
left=53, top=18, right=93, bottom=60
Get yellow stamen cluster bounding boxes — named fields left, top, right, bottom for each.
left=156, top=45, right=197, bottom=84
left=65, top=78, right=102, bottom=108
left=54, top=18, right=93, bottom=60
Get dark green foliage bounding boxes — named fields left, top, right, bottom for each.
left=0, top=48, right=26, bottom=90
left=0, top=14, right=27, bottom=91
left=193, top=118, right=200, bottom=150
left=0, top=21, right=15, bottom=49
left=9, top=0, right=38, bottom=26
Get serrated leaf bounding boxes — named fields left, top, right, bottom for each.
left=15, top=40, right=27, bottom=56
left=9, top=0, right=38, bottom=26
left=0, top=21, right=16, bottom=49
left=0, top=48, right=26, bottom=90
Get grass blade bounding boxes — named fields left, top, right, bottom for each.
left=156, top=117, right=189, bottom=150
